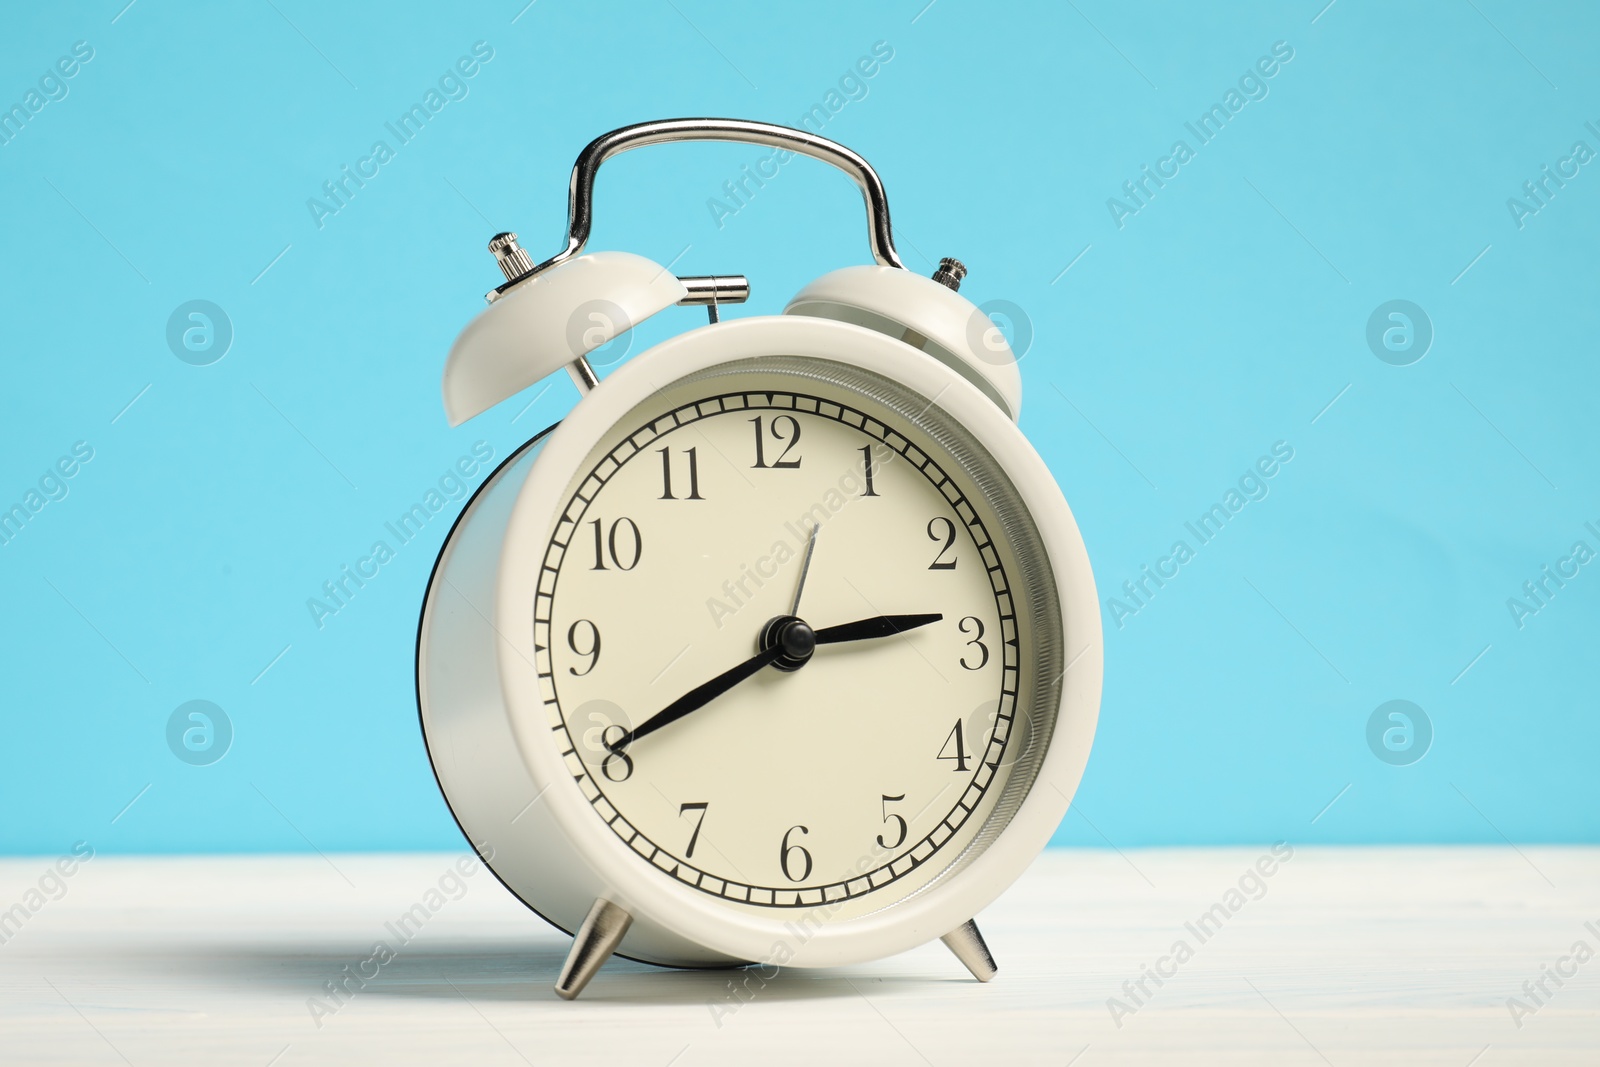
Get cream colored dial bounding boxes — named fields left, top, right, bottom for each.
left=532, top=361, right=1053, bottom=915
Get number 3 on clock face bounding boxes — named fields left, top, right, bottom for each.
left=534, top=355, right=1065, bottom=918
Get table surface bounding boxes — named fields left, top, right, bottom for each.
left=1, top=847, right=1595, bottom=1065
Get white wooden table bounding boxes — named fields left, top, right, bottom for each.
left=2, top=848, right=1595, bottom=1065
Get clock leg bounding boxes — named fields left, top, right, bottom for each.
left=940, top=919, right=998, bottom=982
left=554, top=898, right=633, bottom=1000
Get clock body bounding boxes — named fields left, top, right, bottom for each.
left=416, top=313, right=1101, bottom=968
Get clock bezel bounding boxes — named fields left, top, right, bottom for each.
left=494, top=315, right=1101, bottom=967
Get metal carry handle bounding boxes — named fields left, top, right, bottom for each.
left=526, top=118, right=906, bottom=278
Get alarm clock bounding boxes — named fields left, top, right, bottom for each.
left=416, top=119, right=1101, bottom=999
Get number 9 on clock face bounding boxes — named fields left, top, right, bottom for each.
left=534, top=356, right=1065, bottom=917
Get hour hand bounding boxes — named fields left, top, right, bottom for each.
left=813, top=613, right=942, bottom=645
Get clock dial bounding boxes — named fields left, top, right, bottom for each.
left=531, top=358, right=1061, bottom=917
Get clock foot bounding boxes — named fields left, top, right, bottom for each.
left=554, top=898, right=633, bottom=1000
left=940, top=919, right=997, bottom=982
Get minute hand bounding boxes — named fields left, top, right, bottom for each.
left=813, top=613, right=943, bottom=644
left=622, top=644, right=784, bottom=747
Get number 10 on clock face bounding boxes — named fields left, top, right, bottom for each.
left=534, top=361, right=1055, bottom=918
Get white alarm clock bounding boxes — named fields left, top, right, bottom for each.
left=416, top=119, right=1101, bottom=999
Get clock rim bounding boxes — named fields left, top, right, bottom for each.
left=495, top=314, right=1102, bottom=967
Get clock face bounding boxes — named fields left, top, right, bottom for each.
left=531, top=357, right=1062, bottom=918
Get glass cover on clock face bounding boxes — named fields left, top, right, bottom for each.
left=531, top=357, right=1063, bottom=920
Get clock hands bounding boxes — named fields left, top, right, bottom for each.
left=620, top=510, right=950, bottom=749
left=620, top=609, right=943, bottom=748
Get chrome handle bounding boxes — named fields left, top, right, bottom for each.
left=521, top=118, right=906, bottom=282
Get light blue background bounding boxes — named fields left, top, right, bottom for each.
left=3, top=0, right=1596, bottom=856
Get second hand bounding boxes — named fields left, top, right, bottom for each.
left=789, top=522, right=820, bottom=617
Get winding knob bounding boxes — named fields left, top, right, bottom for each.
left=488, top=232, right=535, bottom=283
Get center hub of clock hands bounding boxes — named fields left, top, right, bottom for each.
left=765, top=610, right=956, bottom=673
left=760, top=614, right=816, bottom=672
left=616, top=611, right=944, bottom=749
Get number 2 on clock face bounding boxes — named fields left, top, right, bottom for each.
left=535, top=375, right=1027, bottom=913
